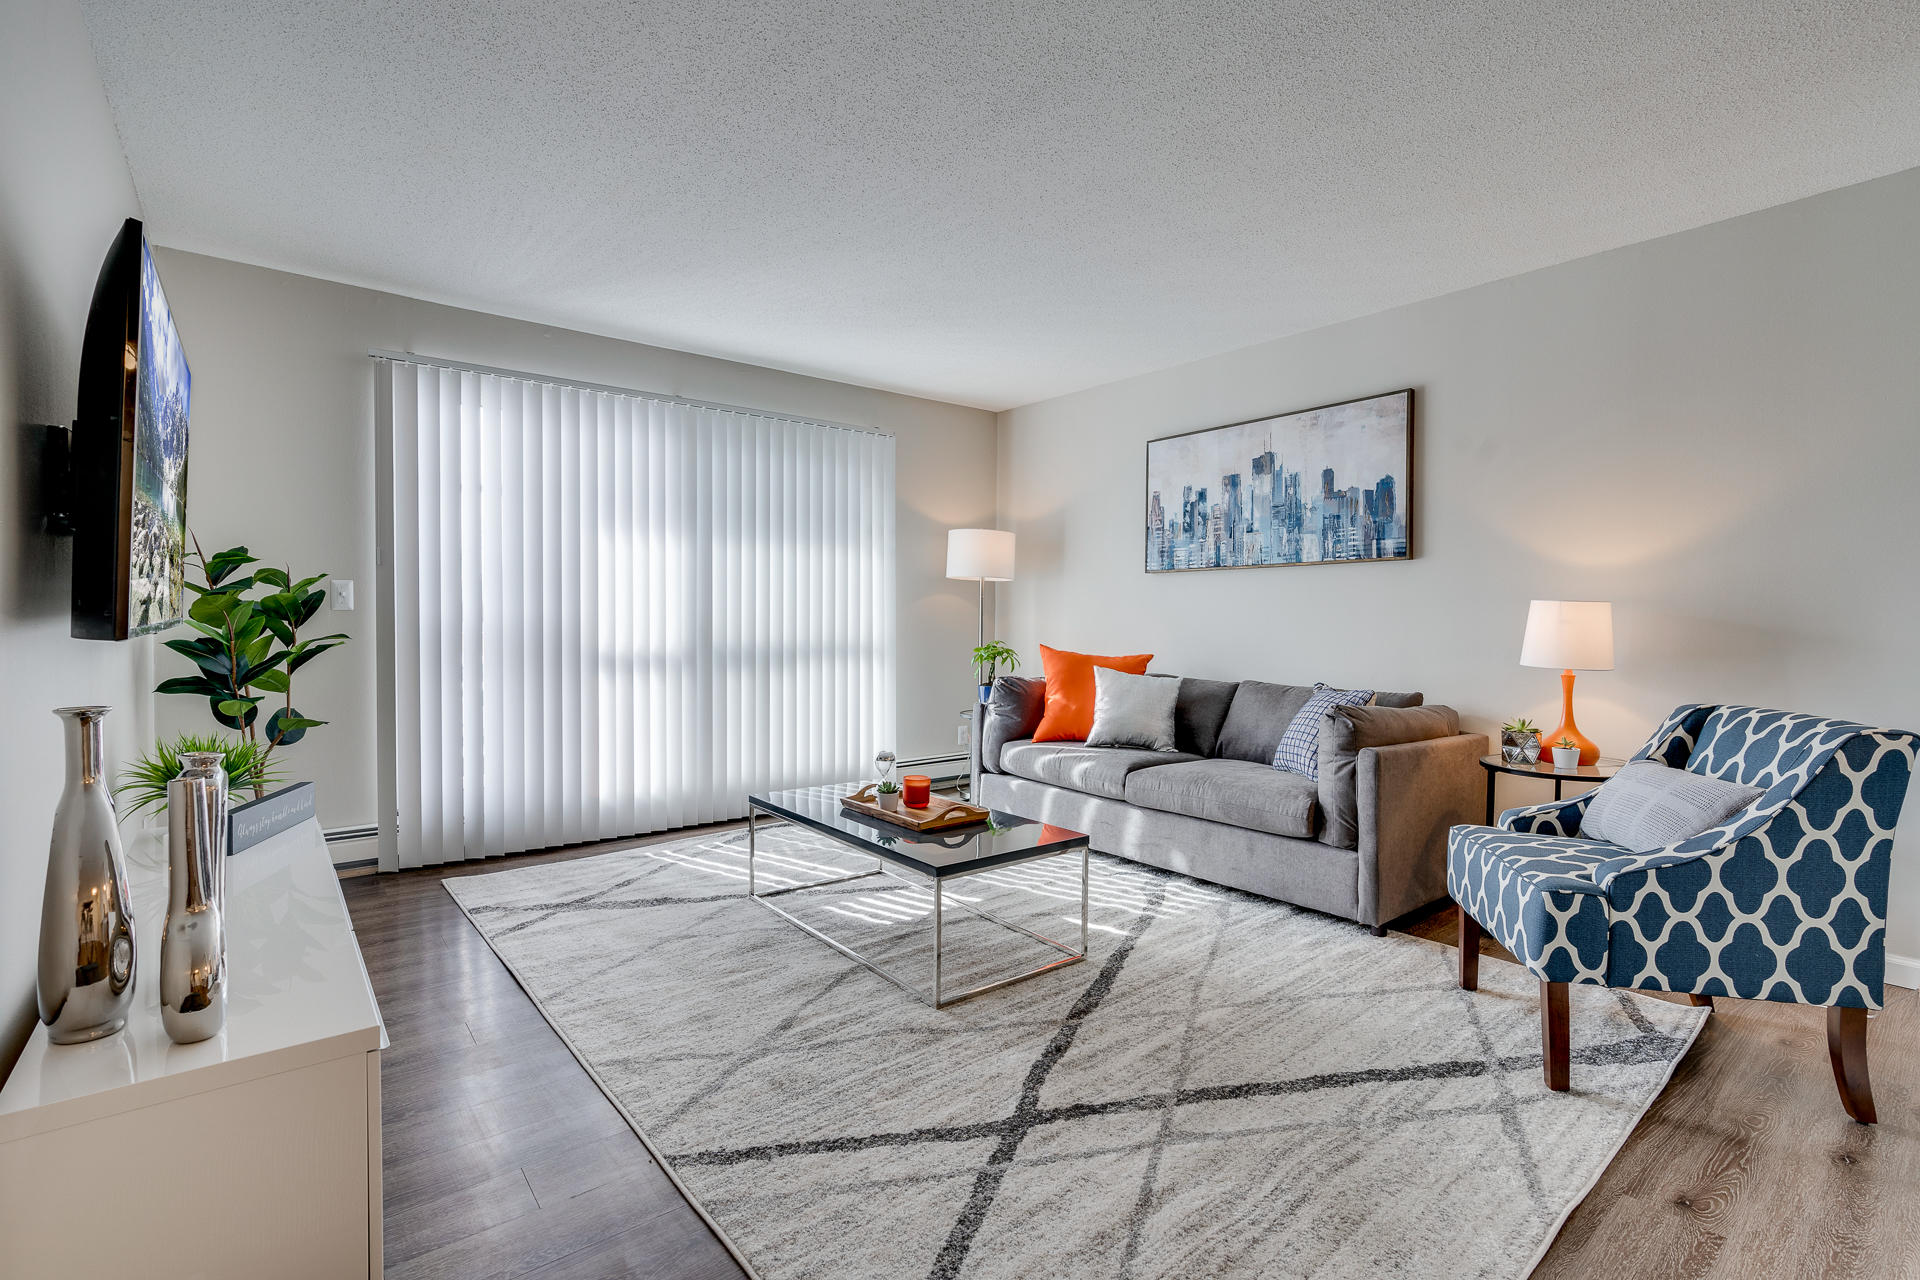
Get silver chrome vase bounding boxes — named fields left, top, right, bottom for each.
left=160, top=773, right=226, bottom=1044
left=37, top=706, right=137, bottom=1043
left=177, top=751, right=229, bottom=912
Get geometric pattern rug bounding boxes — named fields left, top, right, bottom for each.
left=444, top=822, right=1707, bottom=1280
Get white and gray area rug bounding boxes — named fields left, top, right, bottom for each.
left=445, top=824, right=1707, bottom=1280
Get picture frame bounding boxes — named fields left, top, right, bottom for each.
left=1144, top=388, right=1413, bottom=572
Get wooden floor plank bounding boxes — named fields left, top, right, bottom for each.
left=349, top=833, right=1920, bottom=1278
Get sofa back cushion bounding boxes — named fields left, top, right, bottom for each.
left=1032, top=645, right=1154, bottom=742
left=1374, top=691, right=1426, bottom=709
left=1581, top=760, right=1762, bottom=854
left=1213, top=681, right=1318, bottom=764
left=981, top=676, right=1045, bottom=773
left=1152, top=675, right=1239, bottom=756
left=1317, top=703, right=1461, bottom=849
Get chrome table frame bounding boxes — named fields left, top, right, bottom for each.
left=746, top=802, right=1089, bottom=1009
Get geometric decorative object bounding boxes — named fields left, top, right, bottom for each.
left=1145, top=389, right=1412, bottom=571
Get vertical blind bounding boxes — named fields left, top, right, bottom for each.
left=379, top=357, right=896, bottom=868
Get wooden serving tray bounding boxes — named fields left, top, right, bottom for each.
left=842, top=784, right=990, bottom=832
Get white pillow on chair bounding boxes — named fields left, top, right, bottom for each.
left=1580, top=761, right=1762, bottom=853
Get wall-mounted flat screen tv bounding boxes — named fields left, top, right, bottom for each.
left=72, top=217, right=191, bottom=640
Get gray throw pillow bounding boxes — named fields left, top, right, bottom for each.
left=980, top=676, right=1045, bottom=773
left=1087, top=668, right=1181, bottom=752
left=1373, top=690, right=1425, bottom=709
left=1580, top=761, right=1762, bottom=854
left=1316, top=704, right=1461, bottom=849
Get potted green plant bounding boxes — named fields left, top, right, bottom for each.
left=875, top=778, right=902, bottom=812
left=971, top=641, right=1021, bottom=702
left=115, top=733, right=287, bottom=817
left=1551, top=736, right=1581, bottom=769
left=151, top=537, right=349, bottom=800
left=1501, top=718, right=1542, bottom=765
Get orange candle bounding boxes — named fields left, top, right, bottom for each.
left=902, top=774, right=932, bottom=808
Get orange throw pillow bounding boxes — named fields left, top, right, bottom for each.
left=1032, top=645, right=1154, bottom=742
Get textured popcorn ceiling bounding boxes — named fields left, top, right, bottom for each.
left=81, top=1, right=1920, bottom=410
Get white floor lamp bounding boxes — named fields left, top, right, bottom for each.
left=947, top=529, right=1015, bottom=799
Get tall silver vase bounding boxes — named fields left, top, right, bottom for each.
left=177, top=751, right=229, bottom=912
left=37, top=706, right=137, bottom=1044
left=160, top=773, right=226, bottom=1044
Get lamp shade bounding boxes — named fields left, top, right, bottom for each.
left=946, top=528, right=1015, bottom=582
left=1520, top=600, right=1614, bottom=671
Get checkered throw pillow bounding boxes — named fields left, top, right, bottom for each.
left=1272, top=685, right=1374, bottom=778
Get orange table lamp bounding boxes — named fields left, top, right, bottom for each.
left=1519, top=600, right=1613, bottom=765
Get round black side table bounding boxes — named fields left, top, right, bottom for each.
left=1478, top=754, right=1623, bottom=825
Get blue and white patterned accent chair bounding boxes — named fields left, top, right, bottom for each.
left=1448, top=704, right=1917, bottom=1121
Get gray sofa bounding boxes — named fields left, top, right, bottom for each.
left=975, top=675, right=1487, bottom=932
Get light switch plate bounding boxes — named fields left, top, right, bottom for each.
left=330, top=578, right=355, bottom=611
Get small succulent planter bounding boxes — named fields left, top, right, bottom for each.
left=1551, top=740, right=1581, bottom=769
left=876, top=784, right=902, bottom=812
left=1500, top=721, right=1542, bottom=765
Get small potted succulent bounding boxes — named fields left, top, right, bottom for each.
left=1551, top=736, right=1581, bottom=769
left=875, top=778, right=902, bottom=812
left=1501, top=718, right=1542, bottom=765
left=971, top=641, right=1022, bottom=703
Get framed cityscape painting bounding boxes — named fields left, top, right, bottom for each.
left=1145, top=389, right=1413, bottom=572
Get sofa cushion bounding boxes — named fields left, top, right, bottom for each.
left=1123, top=758, right=1319, bottom=839
left=1032, top=645, right=1154, bottom=742
left=1317, top=704, right=1461, bottom=849
left=998, top=740, right=1201, bottom=801
left=1213, top=681, right=1317, bottom=764
left=1150, top=674, right=1239, bottom=756
left=1374, top=690, right=1425, bottom=709
left=981, top=676, right=1045, bottom=773
left=1087, top=668, right=1181, bottom=752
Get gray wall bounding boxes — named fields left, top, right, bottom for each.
left=150, top=250, right=999, bottom=862
left=0, top=0, right=156, bottom=1074
left=997, top=167, right=1920, bottom=966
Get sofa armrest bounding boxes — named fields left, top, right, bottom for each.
left=1357, top=732, right=1488, bottom=927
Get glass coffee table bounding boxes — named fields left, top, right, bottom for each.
left=746, top=785, right=1091, bottom=1008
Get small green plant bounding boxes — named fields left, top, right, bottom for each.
left=1554, top=736, right=1578, bottom=750
left=154, top=536, right=349, bottom=799
left=876, top=778, right=900, bottom=794
left=114, top=733, right=288, bottom=818
left=1502, top=717, right=1539, bottom=734
left=971, top=641, right=1021, bottom=685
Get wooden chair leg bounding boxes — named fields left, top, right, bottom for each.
left=1687, top=993, right=1714, bottom=1009
left=1457, top=908, right=1481, bottom=991
left=1828, top=1006, right=1876, bottom=1124
left=1541, top=981, right=1570, bottom=1091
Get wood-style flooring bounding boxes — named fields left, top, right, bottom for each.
left=345, top=826, right=1920, bottom=1279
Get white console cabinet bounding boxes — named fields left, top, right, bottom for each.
left=0, top=817, right=385, bottom=1279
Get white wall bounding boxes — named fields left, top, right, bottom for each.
left=150, top=250, right=998, bottom=860
left=0, top=0, right=156, bottom=1073
left=997, top=167, right=1920, bottom=964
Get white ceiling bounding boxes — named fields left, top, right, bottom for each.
left=82, top=1, right=1920, bottom=411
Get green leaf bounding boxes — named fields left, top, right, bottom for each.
left=266, top=706, right=324, bottom=747
left=165, top=635, right=224, bottom=661
left=294, top=591, right=325, bottom=626
left=217, top=698, right=261, bottom=717
left=203, top=547, right=255, bottom=586
left=290, top=574, right=328, bottom=596
left=188, top=592, right=236, bottom=627
left=253, top=567, right=290, bottom=589
left=210, top=696, right=258, bottom=731
left=262, top=616, right=295, bottom=646
left=155, top=675, right=223, bottom=697
left=249, top=669, right=292, bottom=694
left=257, top=592, right=298, bottom=622
left=287, top=638, right=345, bottom=672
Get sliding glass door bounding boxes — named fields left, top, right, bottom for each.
left=376, top=358, right=895, bottom=868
